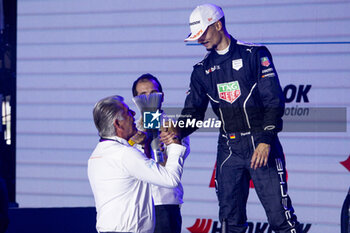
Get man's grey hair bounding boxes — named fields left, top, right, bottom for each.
left=93, top=95, right=125, bottom=137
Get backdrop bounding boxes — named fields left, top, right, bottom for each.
left=16, top=0, right=350, bottom=232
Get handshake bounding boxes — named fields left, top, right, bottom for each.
left=131, top=92, right=181, bottom=163
left=128, top=121, right=180, bottom=147
left=128, top=122, right=180, bottom=166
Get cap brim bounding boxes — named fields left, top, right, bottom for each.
left=184, top=28, right=205, bottom=42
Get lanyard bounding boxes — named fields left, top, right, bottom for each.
left=99, top=137, right=121, bottom=143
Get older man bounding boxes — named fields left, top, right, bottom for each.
left=88, top=95, right=186, bottom=233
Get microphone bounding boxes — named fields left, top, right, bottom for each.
left=132, top=92, right=164, bottom=163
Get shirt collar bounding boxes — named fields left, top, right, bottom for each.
left=100, top=136, right=130, bottom=146
left=216, top=40, right=231, bottom=55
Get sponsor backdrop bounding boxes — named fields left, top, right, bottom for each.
left=16, top=0, right=350, bottom=232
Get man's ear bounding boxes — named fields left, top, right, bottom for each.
left=113, top=119, right=121, bottom=135
left=215, top=21, right=222, bottom=31
left=161, top=92, right=164, bottom=103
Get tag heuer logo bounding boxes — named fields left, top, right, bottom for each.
left=217, top=81, right=241, bottom=104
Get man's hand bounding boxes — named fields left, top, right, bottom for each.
left=250, top=143, right=271, bottom=170
left=160, top=130, right=180, bottom=146
left=158, top=130, right=179, bottom=167
left=161, top=119, right=181, bottom=140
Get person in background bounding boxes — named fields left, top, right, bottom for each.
left=88, top=95, right=186, bottom=233
left=0, top=177, right=9, bottom=233
left=131, top=73, right=190, bottom=233
left=178, top=3, right=301, bottom=233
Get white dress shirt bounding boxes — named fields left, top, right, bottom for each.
left=135, top=118, right=190, bottom=206
left=88, top=136, right=186, bottom=233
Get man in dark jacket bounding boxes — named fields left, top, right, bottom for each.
left=179, top=3, right=301, bottom=233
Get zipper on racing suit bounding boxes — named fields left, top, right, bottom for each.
left=243, top=83, right=257, bottom=152
left=206, top=93, right=232, bottom=173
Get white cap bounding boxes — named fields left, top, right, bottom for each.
left=184, top=4, right=224, bottom=42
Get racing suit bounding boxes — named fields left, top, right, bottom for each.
left=179, top=36, right=300, bottom=233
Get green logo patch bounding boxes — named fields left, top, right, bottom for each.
left=217, top=81, right=241, bottom=104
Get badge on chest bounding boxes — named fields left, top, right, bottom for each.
left=232, top=59, right=243, bottom=71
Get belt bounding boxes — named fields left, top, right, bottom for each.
left=222, top=131, right=251, bottom=139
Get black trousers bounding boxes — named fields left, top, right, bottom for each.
left=154, top=204, right=182, bottom=233
left=216, top=133, right=300, bottom=233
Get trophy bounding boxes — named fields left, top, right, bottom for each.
left=132, top=92, right=164, bottom=163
